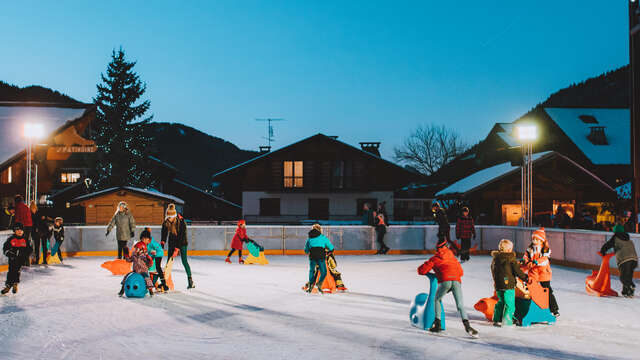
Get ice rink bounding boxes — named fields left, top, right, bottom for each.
left=0, top=255, right=638, bottom=359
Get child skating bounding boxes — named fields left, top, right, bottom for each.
left=304, top=224, right=334, bottom=294
left=2, top=223, right=32, bottom=295
left=119, top=238, right=154, bottom=297
left=600, top=224, right=638, bottom=297
left=523, top=228, right=559, bottom=317
left=51, top=217, right=64, bottom=263
left=491, top=239, right=529, bottom=326
left=303, top=249, right=348, bottom=292
left=141, top=228, right=169, bottom=293
left=417, top=237, right=478, bottom=337
left=226, top=220, right=248, bottom=264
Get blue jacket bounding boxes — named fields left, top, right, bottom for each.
left=147, top=238, right=164, bottom=259
left=305, top=230, right=334, bottom=257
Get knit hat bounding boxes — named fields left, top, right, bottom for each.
left=115, top=201, right=128, bottom=216
left=237, top=219, right=246, bottom=227
left=613, top=224, right=625, bottom=234
left=532, top=228, right=546, bottom=245
left=13, top=222, right=23, bottom=231
left=165, top=203, right=177, bottom=220
left=55, top=217, right=63, bottom=222
left=462, top=207, right=469, bottom=213
left=436, top=237, right=448, bottom=248
left=140, top=227, right=151, bottom=240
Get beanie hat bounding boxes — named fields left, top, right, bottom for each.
left=613, top=224, right=625, bottom=234
left=436, top=237, right=448, bottom=248
left=462, top=207, right=469, bottom=213
left=532, top=228, right=546, bottom=244
left=237, top=219, right=246, bottom=227
left=13, top=222, right=24, bottom=231
left=140, top=228, right=151, bottom=240
left=165, top=203, right=177, bottom=220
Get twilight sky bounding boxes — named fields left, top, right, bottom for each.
left=0, top=1, right=630, bottom=159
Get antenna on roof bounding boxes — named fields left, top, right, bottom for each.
left=255, top=118, right=285, bottom=149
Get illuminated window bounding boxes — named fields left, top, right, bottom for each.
left=61, top=172, right=81, bottom=183
left=283, top=161, right=303, bottom=188
left=0, top=167, right=12, bottom=184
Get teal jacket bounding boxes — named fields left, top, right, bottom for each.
left=304, top=230, right=334, bottom=254
left=147, top=238, right=164, bottom=259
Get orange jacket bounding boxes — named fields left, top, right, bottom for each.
left=417, top=247, right=464, bottom=283
left=523, top=244, right=552, bottom=282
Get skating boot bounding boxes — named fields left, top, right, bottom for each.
left=306, top=282, right=315, bottom=293
left=429, top=318, right=442, bottom=333
left=463, top=320, right=478, bottom=338
left=1, top=285, right=10, bottom=295
left=239, top=258, right=244, bottom=264
left=382, top=246, right=390, bottom=255
left=622, top=285, right=630, bottom=297
left=225, top=257, right=232, bottom=264
left=12, top=284, right=18, bottom=294
left=316, top=284, right=324, bottom=294
left=118, top=286, right=125, bottom=297
left=552, top=311, right=560, bottom=318
left=148, top=288, right=154, bottom=297
left=187, top=276, right=195, bottom=289
left=336, top=284, right=348, bottom=292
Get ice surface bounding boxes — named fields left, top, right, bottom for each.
left=0, top=255, right=638, bottom=359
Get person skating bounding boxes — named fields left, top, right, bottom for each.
left=106, top=201, right=136, bottom=259
left=432, top=202, right=453, bottom=250
left=32, top=203, right=53, bottom=265
left=304, top=224, right=335, bottom=294
left=455, top=207, right=475, bottom=262
left=2, top=223, right=32, bottom=294
left=491, top=239, right=529, bottom=327
left=601, top=224, right=638, bottom=297
left=303, top=249, right=348, bottom=292
left=226, top=220, right=248, bottom=264
left=51, top=217, right=65, bottom=263
left=375, top=213, right=390, bottom=254
left=523, top=228, right=559, bottom=317
left=417, top=237, right=478, bottom=337
left=13, top=195, right=33, bottom=267
left=141, top=228, right=168, bottom=292
left=119, top=238, right=154, bottom=297
left=161, top=203, right=194, bottom=289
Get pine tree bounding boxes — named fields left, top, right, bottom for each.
left=92, top=48, right=155, bottom=189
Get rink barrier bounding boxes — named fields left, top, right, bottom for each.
left=0, top=226, right=638, bottom=277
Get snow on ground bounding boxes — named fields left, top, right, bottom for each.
left=0, top=255, right=638, bottom=360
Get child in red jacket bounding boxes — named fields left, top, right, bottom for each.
left=418, top=238, right=478, bottom=337
left=226, top=220, right=248, bottom=264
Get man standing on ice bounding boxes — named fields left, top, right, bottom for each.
left=106, top=201, right=136, bottom=259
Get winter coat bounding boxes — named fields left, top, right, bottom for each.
left=107, top=211, right=136, bottom=241
left=375, top=214, right=387, bottom=235
left=491, top=251, right=528, bottom=290
left=522, top=243, right=552, bottom=282
left=231, top=226, right=248, bottom=250
left=146, top=238, right=164, bottom=259
left=161, top=215, right=188, bottom=248
left=128, top=242, right=152, bottom=274
left=455, top=215, right=475, bottom=240
left=3, top=234, right=31, bottom=261
left=434, top=209, right=450, bottom=235
left=34, top=211, right=53, bottom=239
left=304, top=229, right=335, bottom=260
left=417, top=247, right=463, bottom=283
left=14, top=201, right=32, bottom=227
left=601, top=232, right=638, bottom=268
left=53, top=224, right=64, bottom=243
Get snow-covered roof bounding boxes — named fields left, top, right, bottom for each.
left=0, top=104, right=88, bottom=164
left=497, top=132, right=518, bottom=148
left=72, top=186, right=185, bottom=205
left=544, top=107, right=630, bottom=165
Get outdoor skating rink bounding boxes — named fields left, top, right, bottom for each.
left=0, top=255, right=638, bottom=360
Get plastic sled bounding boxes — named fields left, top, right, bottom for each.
left=410, top=273, right=446, bottom=331
left=514, top=297, right=556, bottom=326
left=474, top=295, right=498, bottom=321
left=585, top=252, right=618, bottom=297
left=124, top=272, right=148, bottom=298
left=101, top=259, right=132, bottom=275
left=246, top=241, right=263, bottom=257
left=244, top=251, right=269, bottom=265
left=311, top=265, right=338, bottom=294
left=47, top=253, right=62, bottom=264
left=164, top=257, right=175, bottom=291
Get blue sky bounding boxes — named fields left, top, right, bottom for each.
left=0, top=1, right=629, bottom=159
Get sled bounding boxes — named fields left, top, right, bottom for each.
left=474, top=295, right=498, bottom=322
left=475, top=280, right=555, bottom=327
left=123, top=272, right=148, bottom=298
left=585, top=252, right=618, bottom=297
left=164, top=256, right=175, bottom=291
left=244, top=252, right=269, bottom=265
left=101, top=259, right=132, bottom=275
left=410, top=273, right=446, bottom=331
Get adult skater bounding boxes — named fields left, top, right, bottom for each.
left=375, top=213, right=389, bottom=254
left=417, top=237, right=478, bottom=337
left=52, top=217, right=65, bottom=263
left=432, top=202, right=452, bottom=248
left=304, top=224, right=335, bottom=294
left=161, top=204, right=194, bottom=289
left=106, top=201, right=136, bottom=259
left=601, top=224, right=638, bottom=297
left=455, top=207, right=475, bottom=262
left=523, top=228, right=559, bottom=317
left=31, top=203, right=53, bottom=265
left=13, top=195, right=32, bottom=267
left=2, top=223, right=32, bottom=294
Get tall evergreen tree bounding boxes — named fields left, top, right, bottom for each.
left=92, top=48, right=155, bottom=188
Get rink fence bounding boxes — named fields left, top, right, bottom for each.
left=0, top=226, right=638, bottom=276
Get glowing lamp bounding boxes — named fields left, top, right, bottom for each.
left=23, top=123, right=45, bottom=139
left=516, top=124, right=537, bottom=142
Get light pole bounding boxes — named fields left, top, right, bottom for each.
left=23, top=123, right=44, bottom=205
left=515, top=124, right=537, bottom=227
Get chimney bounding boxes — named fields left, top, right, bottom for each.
left=259, top=146, right=271, bottom=154
left=359, top=142, right=381, bottom=157
left=587, top=126, right=608, bottom=145
left=328, top=136, right=339, bottom=140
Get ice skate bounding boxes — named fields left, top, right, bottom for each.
left=187, top=276, right=195, bottom=289
left=463, top=320, right=478, bottom=338
left=238, top=258, right=244, bottom=264
left=429, top=318, right=442, bottom=333
left=1, top=285, right=10, bottom=295
left=12, top=284, right=18, bottom=294
left=225, top=257, right=232, bottom=264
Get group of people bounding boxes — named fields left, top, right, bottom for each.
left=362, top=202, right=390, bottom=254
left=2, top=195, right=66, bottom=294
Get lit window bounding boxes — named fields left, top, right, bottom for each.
left=283, top=161, right=303, bottom=188
left=61, top=172, right=81, bottom=183
left=1, top=167, right=12, bottom=184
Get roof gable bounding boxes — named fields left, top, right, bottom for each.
left=71, top=186, right=184, bottom=205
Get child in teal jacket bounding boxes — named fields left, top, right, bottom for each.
left=140, top=228, right=169, bottom=292
left=304, top=224, right=335, bottom=293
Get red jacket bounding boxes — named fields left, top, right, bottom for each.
left=455, top=216, right=475, bottom=239
left=14, top=201, right=32, bottom=227
left=231, top=227, right=248, bottom=250
left=417, top=247, right=464, bottom=283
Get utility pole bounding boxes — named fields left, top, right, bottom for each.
left=255, top=118, right=285, bottom=149
left=630, top=0, right=640, bottom=232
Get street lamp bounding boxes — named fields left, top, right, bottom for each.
left=23, top=123, right=44, bottom=205
left=515, top=123, right=538, bottom=227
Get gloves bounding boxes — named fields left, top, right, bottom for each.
left=161, top=241, right=165, bottom=248
left=4, top=249, right=17, bottom=259
left=172, top=248, right=179, bottom=258
left=532, top=260, right=539, bottom=265
left=130, top=232, right=135, bottom=238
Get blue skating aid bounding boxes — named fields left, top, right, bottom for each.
left=124, top=272, right=148, bottom=298
left=410, top=273, right=446, bottom=331
left=514, top=297, right=556, bottom=327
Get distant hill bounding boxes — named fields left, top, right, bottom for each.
left=0, top=81, right=84, bottom=105
left=542, top=65, right=629, bottom=108
left=144, top=122, right=259, bottom=188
